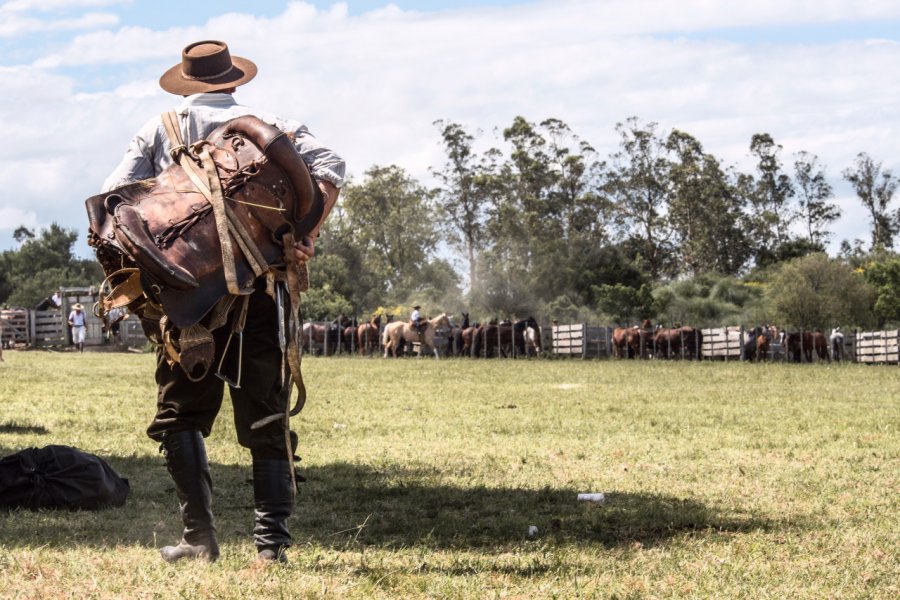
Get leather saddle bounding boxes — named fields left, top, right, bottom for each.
left=86, top=115, right=323, bottom=330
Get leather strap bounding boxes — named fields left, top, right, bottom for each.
left=198, top=145, right=242, bottom=295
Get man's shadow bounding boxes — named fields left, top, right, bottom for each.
left=0, top=442, right=791, bottom=553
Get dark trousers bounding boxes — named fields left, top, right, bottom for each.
left=147, top=285, right=292, bottom=460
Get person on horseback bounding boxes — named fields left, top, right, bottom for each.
left=410, top=305, right=424, bottom=336
left=102, top=40, right=344, bottom=564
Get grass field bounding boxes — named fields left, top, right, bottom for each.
left=0, top=350, right=898, bottom=599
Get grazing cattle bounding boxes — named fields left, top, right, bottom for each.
left=382, top=313, right=452, bottom=358
left=356, top=315, right=382, bottom=355
left=830, top=327, right=845, bottom=362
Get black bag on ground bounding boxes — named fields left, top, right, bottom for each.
left=0, top=445, right=129, bottom=510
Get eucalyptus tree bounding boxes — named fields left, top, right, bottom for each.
left=666, top=130, right=750, bottom=276
left=603, top=117, right=674, bottom=279
left=793, top=151, right=839, bottom=246
left=748, top=133, right=796, bottom=245
left=339, top=165, right=440, bottom=301
left=432, top=120, right=492, bottom=294
left=842, top=153, right=899, bottom=251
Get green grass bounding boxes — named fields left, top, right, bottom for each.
left=0, top=351, right=898, bottom=599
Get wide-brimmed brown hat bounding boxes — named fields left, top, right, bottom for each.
left=159, top=40, right=257, bottom=95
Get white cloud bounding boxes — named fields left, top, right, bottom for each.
left=0, top=0, right=128, bottom=13
left=0, top=11, right=118, bottom=37
left=0, top=206, right=39, bottom=232
left=1, top=0, right=899, bottom=256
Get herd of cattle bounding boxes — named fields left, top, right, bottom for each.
left=300, top=313, right=848, bottom=362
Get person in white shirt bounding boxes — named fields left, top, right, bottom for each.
left=102, top=40, right=344, bottom=565
left=67, top=303, right=86, bottom=352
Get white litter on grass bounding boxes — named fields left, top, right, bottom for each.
left=577, top=493, right=605, bottom=503
left=528, top=525, right=539, bottom=536
left=333, top=423, right=347, bottom=430
left=555, top=383, right=582, bottom=390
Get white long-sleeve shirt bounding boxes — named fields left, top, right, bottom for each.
left=102, top=92, right=345, bottom=192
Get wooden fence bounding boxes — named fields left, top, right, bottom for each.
left=546, top=323, right=896, bottom=364
left=551, top=324, right=612, bottom=358
left=855, top=330, right=899, bottom=364
left=0, top=308, right=29, bottom=347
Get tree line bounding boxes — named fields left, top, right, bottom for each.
left=2, top=115, right=898, bottom=330
left=311, top=115, right=899, bottom=329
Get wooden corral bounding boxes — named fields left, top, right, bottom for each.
left=855, top=329, right=899, bottom=364
left=552, top=323, right=612, bottom=358
left=0, top=308, right=29, bottom=348
left=701, top=326, right=744, bottom=360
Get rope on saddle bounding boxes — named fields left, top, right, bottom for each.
left=162, top=111, right=307, bottom=420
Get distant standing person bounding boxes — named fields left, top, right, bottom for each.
left=68, top=303, right=86, bottom=353
left=51, top=289, right=62, bottom=309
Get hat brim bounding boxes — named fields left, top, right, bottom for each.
left=159, top=55, right=257, bottom=95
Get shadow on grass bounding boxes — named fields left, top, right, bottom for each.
left=0, top=448, right=791, bottom=553
left=0, top=422, right=49, bottom=435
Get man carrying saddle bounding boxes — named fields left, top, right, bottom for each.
left=95, top=41, right=344, bottom=563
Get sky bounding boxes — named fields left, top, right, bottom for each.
left=1, top=0, right=899, bottom=259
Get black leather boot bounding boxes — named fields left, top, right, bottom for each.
left=159, top=430, right=220, bottom=563
left=252, top=458, right=294, bottom=563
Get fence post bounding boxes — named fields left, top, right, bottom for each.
left=581, top=323, right=587, bottom=360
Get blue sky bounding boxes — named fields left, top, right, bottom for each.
left=1, top=0, right=899, bottom=258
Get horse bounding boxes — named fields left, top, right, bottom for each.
left=626, top=319, right=655, bottom=359
left=382, top=313, right=452, bottom=358
left=653, top=326, right=679, bottom=359
left=356, top=315, right=382, bottom=355
left=461, top=323, right=478, bottom=357
left=830, top=327, right=845, bottom=362
left=302, top=316, right=347, bottom=356
left=784, top=330, right=814, bottom=363
left=812, top=330, right=830, bottom=362
left=653, top=325, right=703, bottom=360
left=472, top=319, right=512, bottom=358
left=612, top=326, right=633, bottom=358
left=449, top=312, right=469, bottom=356
left=341, top=317, right=358, bottom=354
left=522, top=317, right=542, bottom=356
left=755, top=326, right=771, bottom=362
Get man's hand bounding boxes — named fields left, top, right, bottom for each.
left=292, top=235, right=315, bottom=264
